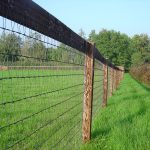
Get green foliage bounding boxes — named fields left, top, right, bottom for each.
left=0, top=30, right=85, bottom=67
left=131, top=52, right=143, bottom=65
left=144, top=54, right=150, bottom=63
left=131, top=34, right=150, bottom=65
left=88, top=29, right=133, bottom=70
left=88, top=29, right=150, bottom=69
left=22, top=32, right=46, bottom=59
left=0, top=29, right=150, bottom=69
left=132, top=34, right=149, bottom=54
left=0, top=33, right=22, bottom=62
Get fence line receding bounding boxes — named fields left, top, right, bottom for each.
left=0, top=0, right=124, bottom=149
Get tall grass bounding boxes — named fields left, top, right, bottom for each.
left=0, top=70, right=84, bottom=149
left=0, top=69, right=102, bottom=149
left=130, top=64, right=150, bottom=86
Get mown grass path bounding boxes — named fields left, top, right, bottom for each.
left=81, top=74, right=150, bottom=150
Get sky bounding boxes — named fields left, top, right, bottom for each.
left=33, top=0, right=150, bottom=37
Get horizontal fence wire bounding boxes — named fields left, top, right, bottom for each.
left=0, top=16, right=85, bottom=150
left=92, top=60, right=103, bottom=119
left=0, top=1, right=124, bottom=149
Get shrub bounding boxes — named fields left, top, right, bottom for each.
left=130, top=64, right=150, bottom=86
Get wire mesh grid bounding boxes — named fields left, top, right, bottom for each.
left=92, top=59, right=103, bottom=119
left=0, top=17, right=85, bottom=150
left=107, top=66, right=111, bottom=97
left=0, top=1, right=125, bottom=149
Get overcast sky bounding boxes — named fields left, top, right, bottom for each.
left=33, top=0, right=150, bottom=37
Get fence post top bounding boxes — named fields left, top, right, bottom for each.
left=88, top=41, right=95, bottom=46
left=117, top=66, right=124, bottom=71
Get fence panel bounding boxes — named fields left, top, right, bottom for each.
left=0, top=17, right=85, bottom=150
left=0, top=1, right=124, bottom=149
left=92, top=59, right=103, bottom=117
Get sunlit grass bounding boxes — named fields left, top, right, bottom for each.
left=0, top=69, right=102, bottom=149
left=0, top=70, right=84, bottom=149
left=81, top=74, right=150, bottom=150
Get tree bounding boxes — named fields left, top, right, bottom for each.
left=88, top=29, right=133, bottom=69
left=131, top=34, right=150, bottom=65
left=132, top=34, right=149, bottom=54
left=88, top=30, right=96, bottom=41
left=22, top=32, right=46, bottom=60
left=0, top=33, right=22, bottom=62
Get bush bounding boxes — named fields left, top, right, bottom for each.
left=130, top=64, right=150, bottom=86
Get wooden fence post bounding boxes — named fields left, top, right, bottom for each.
left=102, top=63, right=108, bottom=107
left=82, top=42, right=95, bottom=143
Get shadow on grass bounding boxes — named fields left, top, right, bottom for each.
left=117, top=99, right=147, bottom=126
left=92, top=100, right=147, bottom=139
left=91, top=99, right=147, bottom=140
left=92, top=127, right=111, bottom=139
left=91, top=75, right=149, bottom=140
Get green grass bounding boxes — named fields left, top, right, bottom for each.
left=81, top=74, right=150, bottom=150
left=0, top=70, right=84, bottom=149
left=0, top=69, right=102, bottom=150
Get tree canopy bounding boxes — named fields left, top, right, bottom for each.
left=0, top=29, right=150, bottom=69
left=88, top=29, right=150, bottom=69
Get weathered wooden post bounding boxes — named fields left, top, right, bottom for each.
left=102, top=62, right=108, bottom=107
left=82, top=42, right=95, bottom=143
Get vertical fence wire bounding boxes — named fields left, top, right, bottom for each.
left=0, top=16, right=84, bottom=150
left=92, top=59, right=103, bottom=119
left=0, top=2, right=124, bottom=149
left=107, top=66, right=111, bottom=97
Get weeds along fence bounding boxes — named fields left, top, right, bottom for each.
left=0, top=0, right=124, bottom=149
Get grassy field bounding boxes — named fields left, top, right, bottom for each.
left=0, top=69, right=102, bottom=150
left=81, top=74, right=150, bottom=150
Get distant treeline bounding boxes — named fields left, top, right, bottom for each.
left=0, top=32, right=84, bottom=66
left=0, top=29, right=150, bottom=69
left=87, top=29, right=150, bottom=85
left=88, top=29, right=150, bottom=70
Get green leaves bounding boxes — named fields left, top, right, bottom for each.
left=89, top=29, right=132, bottom=69
left=131, top=34, right=150, bottom=65
left=88, top=29, right=150, bottom=70
left=0, top=33, right=22, bottom=61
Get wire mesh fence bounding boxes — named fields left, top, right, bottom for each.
left=92, top=60, right=103, bottom=119
left=0, top=16, right=85, bottom=149
left=0, top=1, right=124, bottom=149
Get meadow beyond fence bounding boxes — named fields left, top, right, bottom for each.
left=0, top=1, right=124, bottom=149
